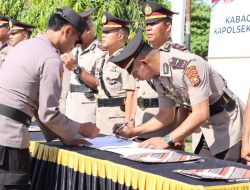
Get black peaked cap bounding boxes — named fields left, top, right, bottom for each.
left=142, top=1, right=178, bottom=24
left=102, top=12, right=131, bottom=32
left=0, top=15, right=10, bottom=26
left=9, top=19, right=36, bottom=34
left=79, top=8, right=95, bottom=19
left=55, top=6, right=87, bottom=43
left=110, top=29, right=149, bottom=74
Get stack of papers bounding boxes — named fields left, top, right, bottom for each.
left=28, top=125, right=41, bottom=132
left=84, top=135, right=138, bottom=150
left=122, top=151, right=201, bottom=163
left=83, top=135, right=201, bottom=163
left=174, top=166, right=250, bottom=181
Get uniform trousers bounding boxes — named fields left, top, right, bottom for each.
left=0, top=145, right=30, bottom=190
left=194, top=134, right=243, bottom=163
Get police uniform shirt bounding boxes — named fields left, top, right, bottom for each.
left=70, top=39, right=104, bottom=85
left=0, top=42, right=11, bottom=68
left=64, top=39, right=105, bottom=123
left=0, top=34, right=80, bottom=149
left=95, top=48, right=135, bottom=99
left=95, top=48, right=136, bottom=134
left=153, top=48, right=244, bottom=155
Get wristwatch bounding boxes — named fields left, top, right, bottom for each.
left=73, top=65, right=82, bottom=74
left=163, top=134, right=175, bottom=147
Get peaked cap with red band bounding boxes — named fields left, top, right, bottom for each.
left=9, top=19, right=36, bottom=34
left=142, top=1, right=178, bottom=24
left=102, top=12, right=131, bottom=32
left=0, top=15, right=10, bottom=27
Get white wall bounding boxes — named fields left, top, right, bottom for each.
left=208, top=0, right=250, bottom=103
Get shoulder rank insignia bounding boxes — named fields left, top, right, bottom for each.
left=172, top=43, right=187, bottom=51
left=90, top=44, right=96, bottom=51
left=169, top=57, right=188, bottom=69
left=163, top=63, right=169, bottom=74
left=163, top=43, right=171, bottom=52
left=185, top=66, right=201, bottom=87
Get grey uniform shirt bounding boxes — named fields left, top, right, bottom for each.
left=63, top=39, right=105, bottom=123
left=70, top=39, right=105, bottom=85
left=154, top=48, right=244, bottom=155
left=0, top=34, right=80, bottom=149
left=95, top=48, right=135, bottom=98
left=0, top=42, right=11, bottom=69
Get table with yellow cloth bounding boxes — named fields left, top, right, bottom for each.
left=29, top=132, right=250, bottom=190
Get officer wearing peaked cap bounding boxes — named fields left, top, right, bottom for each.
left=127, top=1, right=185, bottom=145
left=0, top=15, right=10, bottom=69
left=9, top=19, right=36, bottom=47
left=113, top=29, right=245, bottom=163
left=95, top=12, right=136, bottom=135
left=60, top=8, right=105, bottom=125
left=0, top=7, right=100, bottom=188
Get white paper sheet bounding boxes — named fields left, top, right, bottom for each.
left=84, top=135, right=139, bottom=150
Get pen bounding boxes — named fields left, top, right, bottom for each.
left=227, top=178, right=250, bottom=183
left=115, top=123, right=127, bottom=133
left=183, top=158, right=205, bottom=164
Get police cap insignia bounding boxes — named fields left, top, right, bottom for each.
left=102, top=14, right=107, bottom=24
left=144, top=4, right=152, bottom=16
left=9, top=20, right=12, bottom=28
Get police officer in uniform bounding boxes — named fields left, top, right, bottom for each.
left=113, top=29, right=245, bottom=162
left=0, top=7, right=99, bottom=189
left=8, top=19, right=36, bottom=47
left=95, top=12, right=135, bottom=135
left=134, top=1, right=183, bottom=140
left=0, top=15, right=10, bottom=68
left=61, top=8, right=105, bottom=123
left=241, top=90, right=250, bottom=163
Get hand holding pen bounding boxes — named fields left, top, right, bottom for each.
left=113, top=121, right=136, bottom=139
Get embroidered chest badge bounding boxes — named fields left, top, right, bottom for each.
left=185, top=66, right=201, bottom=87
left=169, top=57, right=188, bottom=69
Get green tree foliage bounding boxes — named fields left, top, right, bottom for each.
left=0, top=0, right=210, bottom=57
left=190, top=0, right=211, bottom=58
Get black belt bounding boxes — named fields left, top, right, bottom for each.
left=0, top=104, right=31, bottom=126
left=137, top=97, right=159, bottom=110
left=70, top=84, right=97, bottom=94
left=97, top=98, right=125, bottom=107
left=209, top=92, right=236, bottom=116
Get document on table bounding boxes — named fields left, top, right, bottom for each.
left=173, top=166, right=250, bottom=181
left=83, top=136, right=170, bottom=156
left=84, top=135, right=139, bottom=150
left=121, top=150, right=201, bottom=163
left=83, top=135, right=202, bottom=163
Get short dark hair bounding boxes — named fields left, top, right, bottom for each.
left=47, top=14, right=70, bottom=31
left=118, top=27, right=130, bottom=41
left=23, top=30, right=32, bottom=38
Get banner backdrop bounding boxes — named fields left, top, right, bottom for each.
left=208, top=0, right=250, bottom=103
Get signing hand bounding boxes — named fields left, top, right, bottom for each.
left=241, top=143, right=250, bottom=162
left=113, top=123, right=135, bottom=139
left=79, top=122, right=100, bottom=138
left=139, top=137, right=169, bottom=149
